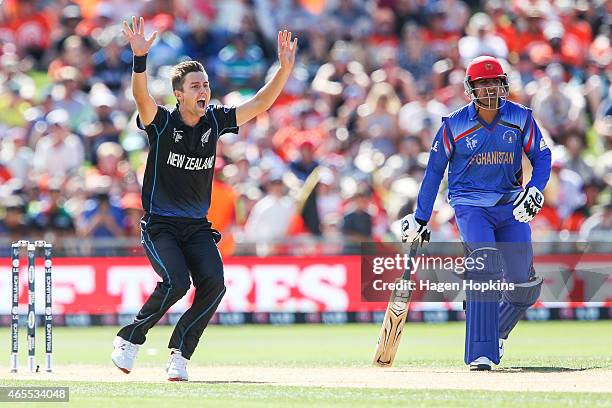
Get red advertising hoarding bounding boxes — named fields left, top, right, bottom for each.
left=1, top=255, right=610, bottom=316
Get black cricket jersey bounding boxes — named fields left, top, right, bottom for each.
left=137, top=104, right=238, bottom=218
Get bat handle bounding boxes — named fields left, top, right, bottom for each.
left=403, top=241, right=421, bottom=280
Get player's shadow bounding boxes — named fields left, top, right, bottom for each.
left=497, top=366, right=595, bottom=373
left=189, top=380, right=273, bottom=384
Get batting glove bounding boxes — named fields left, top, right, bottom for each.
left=513, top=186, right=544, bottom=223
left=401, top=213, right=431, bottom=244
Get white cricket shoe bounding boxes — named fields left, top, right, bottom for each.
left=499, top=339, right=504, bottom=359
left=111, top=336, right=140, bottom=373
left=469, top=356, right=493, bottom=371
left=166, top=349, right=188, bottom=381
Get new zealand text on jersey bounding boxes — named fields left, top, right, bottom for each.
left=167, top=151, right=215, bottom=171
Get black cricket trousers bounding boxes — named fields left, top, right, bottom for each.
left=117, top=214, right=225, bottom=359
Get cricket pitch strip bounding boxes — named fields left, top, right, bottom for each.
left=1, top=365, right=610, bottom=393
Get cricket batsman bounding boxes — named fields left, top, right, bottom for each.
left=111, top=16, right=297, bottom=381
left=401, top=56, right=551, bottom=370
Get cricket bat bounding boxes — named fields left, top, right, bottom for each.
left=372, top=240, right=423, bottom=367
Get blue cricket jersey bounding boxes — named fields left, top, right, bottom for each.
left=415, top=100, right=552, bottom=222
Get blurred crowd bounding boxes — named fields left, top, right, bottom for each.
left=0, top=0, right=610, bottom=255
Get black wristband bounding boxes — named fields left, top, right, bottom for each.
left=415, top=217, right=428, bottom=226
left=133, top=54, right=147, bottom=73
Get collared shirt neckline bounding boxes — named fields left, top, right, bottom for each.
left=172, top=103, right=209, bottom=128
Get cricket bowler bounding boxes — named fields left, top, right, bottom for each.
left=111, top=16, right=297, bottom=381
left=401, top=56, right=552, bottom=370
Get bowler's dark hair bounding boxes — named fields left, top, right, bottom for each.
left=170, top=60, right=205, bottom=91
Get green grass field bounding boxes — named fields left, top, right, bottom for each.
left=0, top=321, right=610, bottom=407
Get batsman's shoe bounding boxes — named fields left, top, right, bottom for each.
left=469, top=356, right=493, bottom=371
left=166, top=349, right=188, bottom=381
left=111, top=336, right=140, bottom=374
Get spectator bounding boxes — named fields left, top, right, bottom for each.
left=541, top=20, right=584, bottom=68
left=563, top=179, right=606, bottom=233
left=329, top=0, right=370, bottom=38
left=179, top=13, right=228, bottom=65
left=371, top=48, right=415, bottom=103
left=51, top=66, right=95, bottom=131
left=120, top=192, right=143, bottom=239
left=29, top=181, right=75, bottom=238
left=389, top=0, right=428, bottom=32
left=514, top=52, right=538, bottom=89
left=0, top=62, right=32, bottom=129
left=87, top=142, right=129, bottom=196
left=78, top=190, right=125, bottom=239
left=357, top=82, right=401, bottom=158
left=244, top=174, right=294, bottom=248
left=398, top=24, right=437, bottom=90
left=439, top=0, right=470, bottom=34
left=4, top=0, right=51, bottom=64
left=91, top=33, right=132, bottom=92
left=421, top=6, right=460, bottom=57
left=387, top=135, right=423, bottom=175
left=506, top=5, right=545, bottom=55
left=458, top=12, right=508, bottom=64
left=367, top=7, right=399, bottom=52
left=255, top=0, right=315, bottom=42
left=83, top=90, right=125, bottom=161
left=263, top=60, right=310, bottom=107
left=436, top=69, right=469, bottom=111
left=48, top=35, right=93, bottom=83
left=300, top=27, right=331, bottom=79
left=0, top=128, right=33, bottom=183
left=398, top=86, right=448, bottom=141
left=341, top=188, right=373, bottom=254
left=0, top=195, right=29, bottom=243
left=50, top=4, right=95, bottom=57
left=583, top=35, right=610, bottom=118
left=312, top=40, right=370, bottom=114
left=557, top=1, right=592, bottom=51
left=238, top=12, right=277, bottom=61
left=531, top=63, right=586, bottom=143
left=146, top=14, right=186, bottom=70
left=217, top=33, right=266, bottom=93
left=564, top=133, right=595, bottom=183
left=254, top=0, right=292, bottom=42
left=32, top=109, right=84, bottom=180
left=548, top=157, right=586, bottom=221
left=314, top=169, right=342, bottom=235
left=22, top=89, right=55, bottom=144
left=487, top=1, right=517, bottom=52
left=289, top=140, right=319, bottom=182
left=580, top=202, right=612, bottom=241
left=208, top=160, right=239, bottom=256
left=76, top=1, right=116, bottom=37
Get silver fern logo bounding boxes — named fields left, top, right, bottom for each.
left=173, top=129, right=183, bottom=143
left=201, top=128, right=211, bottom=146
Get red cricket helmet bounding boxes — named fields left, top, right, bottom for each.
left=464, top=56, right=509, bottom=110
